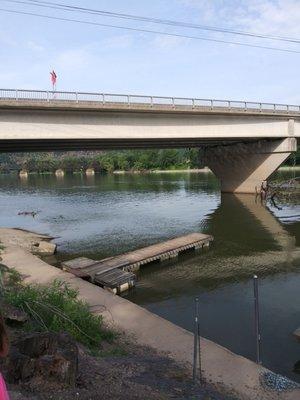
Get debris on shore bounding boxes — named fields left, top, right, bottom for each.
left=18, top=211, right=39, bottom=218
left=261, top=371, right=300, bottom=392
left=31, top=241, right=56, bottom=256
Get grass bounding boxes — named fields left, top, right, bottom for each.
left=4, top=274, right=114, bottom=350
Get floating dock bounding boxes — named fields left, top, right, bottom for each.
left=62, top=232, right=213, bottom=293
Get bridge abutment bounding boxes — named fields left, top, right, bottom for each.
left=201, top=138, right=297, bottom=193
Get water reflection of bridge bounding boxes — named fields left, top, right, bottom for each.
left=132, top=194, right=299, bottom=300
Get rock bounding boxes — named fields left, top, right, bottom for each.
left=293, top=327, right=300, bottom=340
left=2, top=304, right=28, bottom=324
left=85, top=168, right=95, bottom=176
left=7, top=332, right=78, bottom=388
left=55, top=169, right=64, bottom=177
left=18, top=170, right=28, bottom=179
left=31, top=241, right=56, bottom=256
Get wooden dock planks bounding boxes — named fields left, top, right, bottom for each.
left=62, top=233, right=213, bottom=293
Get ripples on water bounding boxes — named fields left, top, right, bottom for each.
left=0, top=170, right=299, bottom=381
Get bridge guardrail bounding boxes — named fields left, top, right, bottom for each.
left=0, top=89, right=299, bottom=114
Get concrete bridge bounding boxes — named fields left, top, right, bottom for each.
left=0, top=89, right=298, bottom=193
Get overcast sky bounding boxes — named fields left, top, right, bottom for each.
left=0, top=0, right=300, bottom=103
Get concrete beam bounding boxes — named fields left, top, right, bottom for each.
left=201, top=138, right=297, bottom=193
left=0, top=109, right=299, bottom=141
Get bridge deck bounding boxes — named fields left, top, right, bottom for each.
left=1, top=88, right=300, bottom=118
left=62, top=233, right=213, bottom=292
left=1, top=99, right=300, bottom=118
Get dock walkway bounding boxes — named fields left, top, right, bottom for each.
left=62, top=232, right=213, bottom=293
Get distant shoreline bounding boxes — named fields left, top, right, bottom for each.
left=277, top=165, right=300, bottom=171
left=1, top=167, right=213, bottom=175
left=1, top=165, right=299, bottom=176
left=113, top=167, right=212, bottom=174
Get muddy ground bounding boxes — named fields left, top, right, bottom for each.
left=5, top=329, right=237, bottom=400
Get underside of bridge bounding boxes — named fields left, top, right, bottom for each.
left=0, top=137, right=257, bottom=151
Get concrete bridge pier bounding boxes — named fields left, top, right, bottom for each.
left=201, top=138, right=297, bottom=193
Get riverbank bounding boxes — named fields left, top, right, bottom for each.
left=0, top=229, right=231, bottom=400
left=113, top=167, right=212, bottom=174
left=2, top=165, right=299, bottom=177
left=1, top=228, right=299, bottom=400
left=3, top=291, right=227, bottom=400
left=1, top=167, right=212, bottom=176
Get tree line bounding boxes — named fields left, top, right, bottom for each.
left=0, top=149, right=201, bottom=173
left=0, top=147, right=297, bottom=174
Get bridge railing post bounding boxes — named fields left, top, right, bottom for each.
left=244, top=102, right=247, bottom=111
left=127, top=95, right=130, bottom=107
left=47, top=91, right=50, bottom=102
left=102, top=94, right=105, bottom=105
left=150, top=96, right=153, bottom=107
left=210, top=100, right=213, bottom=110
left=172, top=97, right=175, bottom=108
left=15, top=89, right=18, bottom=101
left=75, top=92, right=78, bottom=103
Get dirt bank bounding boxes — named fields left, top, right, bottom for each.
left=4, top=327, right=233, bottom=400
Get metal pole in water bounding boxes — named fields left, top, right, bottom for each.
left=197, top=300, right=203, bottom=385
left=193, top=297, right=199, bottom=383
left=253, top=275, right=262, bottom=364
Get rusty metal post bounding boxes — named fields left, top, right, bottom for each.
left=253, top=275, right=262, bottom=364
left=193, top=297, right=203, bottom=384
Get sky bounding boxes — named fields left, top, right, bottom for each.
left=0, top=0, right=300, bottom=104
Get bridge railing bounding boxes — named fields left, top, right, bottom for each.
left=0, top=88, right=299, bottom=114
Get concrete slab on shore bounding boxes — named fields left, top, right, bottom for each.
left=0, top=228, right=299, bottom=400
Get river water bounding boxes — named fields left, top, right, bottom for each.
left=0, top=170, right=299, bottom=381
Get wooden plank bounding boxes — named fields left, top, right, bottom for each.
left=62, top=257, right=97, bottom=270
left=95, top=269, right=135, bottom=287
left=82, top=259, right=130, bottom=276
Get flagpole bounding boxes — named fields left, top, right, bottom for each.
left=50, top=70, right=57, bottom=97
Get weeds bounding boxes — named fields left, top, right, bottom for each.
left=4, top=278, right=114, bottom=349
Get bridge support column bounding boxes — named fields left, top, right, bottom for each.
left=201, top=138, right=297, bottom=193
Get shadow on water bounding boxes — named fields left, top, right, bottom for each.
left=126, top=193, right=300, bottom=382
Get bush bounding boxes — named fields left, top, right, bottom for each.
left=4, top=279, right=114, bottom=349
left=0, top=149, right=203, bottom=173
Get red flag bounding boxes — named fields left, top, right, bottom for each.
left=50, top=70, right=57, bottom=85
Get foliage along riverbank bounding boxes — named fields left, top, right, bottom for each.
left=0, top=149, right=201, bottom=173
left=0, top=147, right=298, bottom=174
